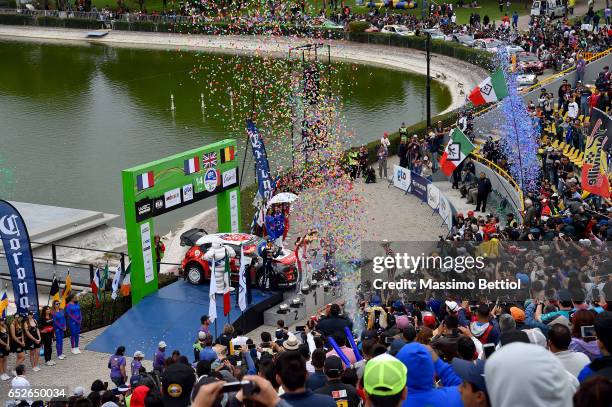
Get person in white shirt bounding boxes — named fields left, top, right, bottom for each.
left=10, top=364, right=32, bottom=405
left=548, top=324, right=590, bottom=377
left=567, top=99, right=579, bottom=119
left=380, top=132, right=390, bottom=150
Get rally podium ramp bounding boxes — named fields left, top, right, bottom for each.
left=86, top=280, right=282, bottom=359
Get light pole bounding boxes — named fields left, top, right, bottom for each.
left=426, top=32, right=432, bottom=128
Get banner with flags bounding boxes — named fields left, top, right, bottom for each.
left=439, top=128, right=475, bottom=176
left=91, top=268, right=101, bottom=308
left=468, top=69, right=508, bottom=106
left=208, top=255, right=217, bottom=323
left=582, top=108, right=611, bottom=198
left=60, top=271, right=72, bottom=309
left=50, top=274, right=60, bottom=304
left=223, top=251, right=231, bottom=316
left=0, top=200, right=40, bottom=316
left=0, top=285, right=8, bottom=318
left=238, top=245, right=248, bottom=312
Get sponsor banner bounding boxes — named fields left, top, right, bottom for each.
left=0, top=200, right=40, bottom=315
left=230, top=189, right=239, bottom=233
left=133, top=171, right=240, bottom=222
left=135, top=198, right=153, bottom=223
left=223, top=168, right=238, bottom=188
left=182, top=184, right=194, bottom=202
left=410, top=172, right=429, bottom=202
left=439, top=194, right=453, bottom=231
left=427, top=184, right=440, bottom=210
left=164, top=188, right=181, bottom=209
left=140, top=222, right=155, bottom=283
left=247, top=119, right=273, bottom=200
left=392, top=165, right=411, bottom=192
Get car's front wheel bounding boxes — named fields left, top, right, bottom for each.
left=186, top=263, right=204, bottom=285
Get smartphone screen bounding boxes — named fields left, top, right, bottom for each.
left=385, top=337, right=394, bottom=344
left=295, top=325, right=305, bottom=332
left=221, top=381, right=250, bottom=393
left=581, top=325, right=596, bottom=339
left=247, top=343, right=256, bottom=350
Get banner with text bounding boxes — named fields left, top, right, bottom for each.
left=0, top=200, right=40, bottom=315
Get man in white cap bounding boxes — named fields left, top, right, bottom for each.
left=154, top=341, right=167, bottom=373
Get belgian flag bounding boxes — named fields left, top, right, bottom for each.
left=50, top=275, right=60, bottom=304
left=220, top=146, right=235, bottom=163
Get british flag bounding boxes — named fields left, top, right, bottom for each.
left=202, top=152, right=217, bottom=169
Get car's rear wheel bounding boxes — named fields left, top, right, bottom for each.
left=186, top=263, right=205, bottom=285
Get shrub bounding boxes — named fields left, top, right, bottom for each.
left=0, top=13, right=34, bottom=25
left=64, top=18, right=104, bottom=29
left=130, top=20, right=156, bottom=32
left=348, top=20, right=371, bottom=33
left=37, top=16, right=65, bottom=27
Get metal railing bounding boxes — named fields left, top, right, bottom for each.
left=471, top=152, right=525, bottom=214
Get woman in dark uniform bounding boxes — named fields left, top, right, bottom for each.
left=9, top=314, right=26, bottom=370
left=0, top=317, right=10, bottom=381
left=24, top=311, right=42, bottom=371
left=38, top=306, right=55, bottom=366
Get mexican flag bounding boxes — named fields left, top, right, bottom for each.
left=91, top=268, right=101, bottom=308
left=439, top=128, right=475, bottom=176
left=468, top=69, right=508, bottom=106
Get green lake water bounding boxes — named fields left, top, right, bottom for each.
left=0, top=38, right=451, bottom=234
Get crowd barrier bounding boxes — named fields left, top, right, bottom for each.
left=390, top=165, right=455, bottom=232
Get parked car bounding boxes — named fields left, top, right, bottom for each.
left=530, top=0, right=565, bottom=18
left=517, top=73, right=538, bottom=91
left=381, top=25, right=415, bottom=36
left=516, top=52, right=545, bottom=75
left=421, top=28, right=448, bottom=40
left=473, top=38, right=524, bottom=54
left=364, top=24, right=380, bottom=32
left=179, top=229, right=297, bottom=288
left=450, top=34, right=475, bottom=47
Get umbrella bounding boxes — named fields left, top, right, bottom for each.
left=267, top=192, right=298, bottom=205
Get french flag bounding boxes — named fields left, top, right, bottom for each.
left=184, top=156, right=200, bottom=175
left=136, top=171, right=154, bottom=191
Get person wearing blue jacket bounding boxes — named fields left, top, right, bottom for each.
left=65, top=294, right=82, bottom=354
left=396, top=342, right=463, bottom=407
left=52, top=300, right=66, bottom=360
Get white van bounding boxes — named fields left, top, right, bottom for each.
left=531, top=0, right=566, bottom=18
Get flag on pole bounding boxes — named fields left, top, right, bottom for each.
left=111, top=264, right=122, bottom=300
left=100, top=263, right=109, bottom=292
left=238, top=245, right=248, bottom=312
left=0, top=286, right=8, bottom=318
left=439, top=128, right=475, bottom=176
left=223, top=251, right=231, bottom=316
left=50, top=275, right=60, bottom=304
left=91, top=268, right=101, bottom=308
left=468, top=69, right=508, bottom=106
left=581, top=108, right=611, bottom=198
left=60, top=271, right=72, bottom=309
left=208, top=255, right=217, bottom=323
left=120, top=272, right=131, bottom=297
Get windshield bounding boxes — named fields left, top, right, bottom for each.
left=487, top=40, right=502, bottom=48
left=520, top=54, right=539, bottom=62
left=396, top=26, right=408, bottom=32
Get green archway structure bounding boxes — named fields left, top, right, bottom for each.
left=122, top=139, right=240, bottom=305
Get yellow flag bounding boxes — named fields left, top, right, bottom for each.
left=60, top=272, right=72, bottom=309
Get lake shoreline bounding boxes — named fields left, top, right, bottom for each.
left=0, top=25, right=487, bottom=114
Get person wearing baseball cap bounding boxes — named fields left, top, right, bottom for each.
left=315, top=356, right=361, bottom=407
left=153, top=341, right=167, bottom=373
left=161, top=362, right=196, bottom=407
left=363, top=353, right=407, bottom=407
left=451, top=359, right=489, bottom=407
